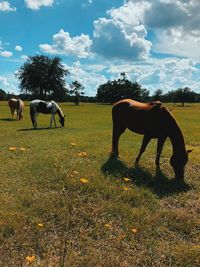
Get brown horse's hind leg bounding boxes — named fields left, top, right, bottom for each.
left=135, top=135, right=151, bottom=166
left=112, top=125, right=126, bottom=157
left=10, top=107, right=15, bottom=119
left=155, top=136, right=167, bottom=168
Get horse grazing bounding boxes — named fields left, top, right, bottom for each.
left=112, top=99, right=192, bottom=180
left=30, top=100, right=65, bottom=129
left=8, top=98, right=24, bottom=120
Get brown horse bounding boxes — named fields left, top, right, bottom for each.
left=112, top=99, right=192, bottom=180
left=8, top=98, right=24, bottom=120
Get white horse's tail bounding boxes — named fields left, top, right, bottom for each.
left=30, top=102, right=36, bottom=127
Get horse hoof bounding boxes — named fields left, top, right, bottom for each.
left=156, top=165, right=161, bottom=171
left=110, top=152, right=119, bottom=158
left=134, top=160, right=139, bottom=167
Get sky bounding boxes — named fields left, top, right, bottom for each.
left=1, top=0, right=200, bottom=96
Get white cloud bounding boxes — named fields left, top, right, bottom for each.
left=0, top=1, right=16, bottom=12
left=126, top=0, right=200, bottom=61
left=39, top=29, right=92, bottom=58
left=15, top=45, right=23, bottom=52
left=0, top=50, right=13, bottom=57
left=0, top=75, right=9, bottom=86
left=0, top=73, right=19, bottom=93
left=21, top=55, right=28, bottom=60
left=108, top=1, right=149, bottom=29
left=24, top=0, right=54, bottom=10
left=82, top=0, right=93, bottom=7
left=63, top=57, right=200, bottom=96
left=153, top=27, right=200, bottom=61
left=92, top=1, right=151, bottom=61
left=142, top=0, right=189, bottom=29
left=107, top=57, right=200, bottom=93
left=65, top=61, right=107, bottom=96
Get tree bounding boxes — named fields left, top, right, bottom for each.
left=16, top=55, right=69, bottom=100
left=163, top=90, right=177, bottom=104
left=174, top=87, right=195, bottom=106
left=152, top=89, right=163, bottom=101
left=96, top=73, right=149, bottom=103
left=0, top=89, right=6, bottom=100
left=69, top=81, right=85, bottom=105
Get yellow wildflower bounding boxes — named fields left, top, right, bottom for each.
left=78, top=152, right=87, bottom=157
left=124, top=177, right=131, bottom=182
left=104, top=223, right=112, bottom=229
left=70, top=142, right=77, bottom=146
left=191, top=245, right=200, bottom=250
left=123, top=187, right=129, bottom=191
left=25, top=255, right=36, bottom=264
left=80, top=178, right=89, bottom=184
left=19, top=147, right=26, bottom=152
left=131, top=228, right=138, bottom=234
left=9, top=147, right=17, bottom=151
left=37, top=223, right=44, bottom=228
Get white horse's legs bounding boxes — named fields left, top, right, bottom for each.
left=53, top=114, right=57, bottom=127
left=33, top=113, right=38, bottom=128
left=50, top=113, right=57, bottom=128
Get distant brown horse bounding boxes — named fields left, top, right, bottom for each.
left=8, top=98, right=24, bottom=120
left=112, top=99, right=192, bottom=180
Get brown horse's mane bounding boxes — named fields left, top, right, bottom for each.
left=160, top=103, right=187, bottom=155
left=113, top=98, right=163, bottom=111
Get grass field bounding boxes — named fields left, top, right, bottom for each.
left=0, top=101, right=200, bottom=267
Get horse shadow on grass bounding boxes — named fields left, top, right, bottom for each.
left=101, top=155, right=191, bottom=198
left=17, top=127, right=61, bottom=131
left=0, top=118, right=17, bottom=122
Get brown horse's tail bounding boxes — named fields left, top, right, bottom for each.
left=18, top=99, right=24, bottom=120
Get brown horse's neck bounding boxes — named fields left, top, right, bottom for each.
left=165, top=109, right=186, bottom=156
left=169, top=126, right=186, bottom=156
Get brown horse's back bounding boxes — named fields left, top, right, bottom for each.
left=8, top=98, right=17, bottom=107
left=112, top=99, right=166, bottom=137
left=113, top=99, right=162, bottom=110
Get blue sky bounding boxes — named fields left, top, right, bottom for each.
left=1, top=0, right=200, bottom=96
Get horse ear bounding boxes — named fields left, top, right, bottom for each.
left=187, top=149, right=193, bottom=154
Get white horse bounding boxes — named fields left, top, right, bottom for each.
left=30, top=100, right=65, bottom=129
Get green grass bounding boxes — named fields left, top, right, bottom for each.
left=0, top=101, right=200, bottom=266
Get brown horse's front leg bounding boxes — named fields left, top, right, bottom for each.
left=111, top=126, right=126, bottom=157
left=155, top=136, right=167, bottom=168
left=135, top=135, right=151, bottom=166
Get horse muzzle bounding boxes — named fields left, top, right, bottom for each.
left=174, top=168, right=185, bottom=180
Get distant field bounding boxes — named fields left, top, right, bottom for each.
left=0, top=101, right=199, bottom=267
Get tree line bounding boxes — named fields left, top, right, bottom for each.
left=96, top=73, right=200, bottom=105
left=0, top=55, right=200, bottom=105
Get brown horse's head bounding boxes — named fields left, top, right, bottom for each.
left=170, top=150, right=192, bottom=180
